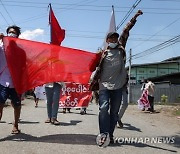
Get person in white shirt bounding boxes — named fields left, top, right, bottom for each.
left=146, top=80, right=155, bottom=113
left=34, top=85, right=45, bottom=107
left=0, top=25, right=22, bottom=134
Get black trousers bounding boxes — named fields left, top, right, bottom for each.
left=148, top=95, right=154, bottom=112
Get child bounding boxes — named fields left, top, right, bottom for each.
left=34, top=85, right=45, bottom=107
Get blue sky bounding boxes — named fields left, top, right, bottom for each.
left=0, top=0, right=180, bottom=65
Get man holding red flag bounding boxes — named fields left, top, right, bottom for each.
left=0, top=25, right=22, bottom=134
left=44, top=4, right=66, bottom=125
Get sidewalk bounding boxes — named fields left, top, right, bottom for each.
left=0, top=98, right=179, bottom=154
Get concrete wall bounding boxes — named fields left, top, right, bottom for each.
left=129, top=84, right=180, bottom=103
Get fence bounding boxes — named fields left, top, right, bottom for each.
left=129, top=84, right=180, bottom=103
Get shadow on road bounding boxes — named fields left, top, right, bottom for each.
left=0, top=133, right=97, bottom=145
left=60, top=120, right=82, bottom=126
left=0, top=121, right=6, bottom=123
left=0, top=133, right=179, bottom=153
left=141, top=111, right=160, bottom=114
left=165, top=134, right=180, bottom=148
left=72, top=112, right=98, bottom=116
left=117, top=123, right=142, bottom=132
left=8, top=120, right=40, bottom=125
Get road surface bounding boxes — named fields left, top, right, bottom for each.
left=0, top=98, right=179, bottom=154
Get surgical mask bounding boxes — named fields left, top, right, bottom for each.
left=108, top=42, right=118, bottom=48
left=8, top=33, right=17, bottom=38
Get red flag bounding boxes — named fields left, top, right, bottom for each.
left=3, top=37, right=101, bottom=94
left=49, top=4, right=65, bottom=45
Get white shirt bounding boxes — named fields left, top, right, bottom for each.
left=0, top=42, right=14, bottom=88
left=145, top=81, right=155, bottom=97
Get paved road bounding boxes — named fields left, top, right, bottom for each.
left=0, top=98, right=179, bottom=154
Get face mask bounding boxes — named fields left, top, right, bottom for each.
left=8, top=33, right=17, bottom=38
left=108, top=42, right=118, bottom=48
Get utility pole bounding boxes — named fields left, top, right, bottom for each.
left=128, top=49, right=132, bottom=103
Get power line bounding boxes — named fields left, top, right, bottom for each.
left=0, top=11, right=10, bottom=25
left=116, top=0, right=142, bottom=30
left=132, top=16, right=180, bottom=50
left=0, top=0, right=179, bottom=50
left=152, top=0, right=180, bottom=2
left=0, top=0, right=15, bottom=24
left=0, top=3, right=180, bottom=15
left=127, top=35, right=180, bottom=61
left=133, top=35, right=180, bottom=57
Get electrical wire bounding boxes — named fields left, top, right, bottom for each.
left=0, top=11, right=10, bottom=25
left=116, top=0, right=142, bottom=30
left=127, top=35, right=180, bottom=61
left=0, top=0, right=15, bottom=24
left=132, top=16, right=180, bottom=50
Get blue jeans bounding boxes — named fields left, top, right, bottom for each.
left=45, top=83, right=61, bottom=119
left=99, top=88, right=122, bottom=138
left=118, top=86, right=128, bottom=120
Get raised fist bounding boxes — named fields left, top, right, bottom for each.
left=137, top=10, right=143, bottom=15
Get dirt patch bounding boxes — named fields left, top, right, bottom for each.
left=127, top=104, right=180, bottom=126
left=155, top=105, right=180, bottom=117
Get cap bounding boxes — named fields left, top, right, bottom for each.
left=106, top=32, right=119, bottom=40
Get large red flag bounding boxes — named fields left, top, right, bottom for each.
left=49, top=4, right=65, bottom=45
left=3, top=37, right=101, bottom=94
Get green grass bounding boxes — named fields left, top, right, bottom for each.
left=173, top=108, right=180, bottom=116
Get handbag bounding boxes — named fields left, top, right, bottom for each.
left=89, top=67, right=100, bottom=91
left=89, top=51, right=107, bottom=91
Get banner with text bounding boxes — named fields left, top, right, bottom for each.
left=59, top=83, right=92, bottom=108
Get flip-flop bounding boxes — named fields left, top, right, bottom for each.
left=11, top=129, right=21, bottom=134
left=96, top=133, right=110, bottom=147
left=98, top=136, right=107, bottom=147
left=45, top=119, right=51, bottom=123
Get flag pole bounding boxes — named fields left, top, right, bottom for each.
left=111, top=5, right=116, bottom=32
left=48, top=3, right=52, bottom=44
left=102, top=5, right=116, bottom=50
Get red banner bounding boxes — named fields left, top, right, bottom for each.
left=59, top=83, right=92, bottom=108
left=3, top=37, right=101, bottom=94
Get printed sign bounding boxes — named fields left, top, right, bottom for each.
left=59, top=83, right=92, bottom=108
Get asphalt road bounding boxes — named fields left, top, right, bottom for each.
left=0, top=98, right=179, bottom=154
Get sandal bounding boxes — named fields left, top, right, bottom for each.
left=96, top=133, right=110, bottom=147
left=62, top=108, right=66, bottom=114
left=11, top=129, right=21, bottom=134
left=45, top=119, right=51, bottom=123
left=51, top=118, right=60, bottom=125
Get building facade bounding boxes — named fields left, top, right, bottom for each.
left=128, top=56, right=180, bottom=84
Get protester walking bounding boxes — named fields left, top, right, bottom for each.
left=0, top=25, right=22, bottom=134
left=146, top=80, right=155, bottom=113
left=45, top=82, right=64, bottom=125
left=138, top=79, right=155, bottom=113
left=90, top=10, right=143, bottom=147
